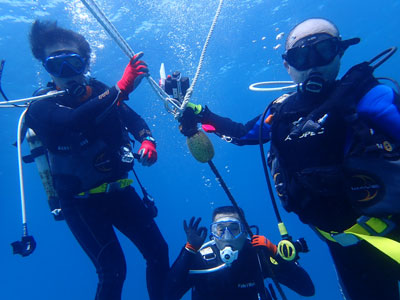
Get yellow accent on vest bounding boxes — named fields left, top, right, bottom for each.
left=78, top=178, right=133, bottom=196
left=316, top=217, right=400, bottom=264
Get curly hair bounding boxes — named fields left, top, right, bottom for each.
left=29, top=20, right=91, bottom=62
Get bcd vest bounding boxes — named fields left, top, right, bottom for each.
left=268, top=84, right=400, bottom=232
left=31, top=79, right=133, bottom=197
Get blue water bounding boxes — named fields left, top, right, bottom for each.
left=0, top=0, right=399, bottom=299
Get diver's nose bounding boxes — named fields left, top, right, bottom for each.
left=222, top=228, right=234, bottom=240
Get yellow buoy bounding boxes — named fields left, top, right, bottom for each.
left=186, top=130, right=214, bottom=163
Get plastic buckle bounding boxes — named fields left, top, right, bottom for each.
left=120, top=146, right=134, bottom=163
left=330, top=232, right=360, bottom=247
left=357, top=216, right=394, bottom=237
left=106, top=181, right=121, bottom=193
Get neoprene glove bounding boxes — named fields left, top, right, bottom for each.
left=184, top=217, right=208, bottom=252
left=251, top=235, right=277, bottom=256
left=138, top=139, right=157, bottom=166
left=117, top=52, right=149, bottom=97
left=179, top=102, right=204, bottom=137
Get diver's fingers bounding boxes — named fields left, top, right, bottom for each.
left=139, top=148, right=146, bottom=160
left=198, top=226, right=208, bottom=238
left=188, top=216, right=196, bottom=228
left=193, top=217, right=202, bottom=230
left=183, top=219, right=189, bottom=231
left=131, top=51, right=144, bottom=64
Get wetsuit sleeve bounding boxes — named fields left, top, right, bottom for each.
left=26, top=86, right=120, bottom=132
left=201, top=106, right=271, bottom=145
left=357, top=84, right=400, bottom=141
left=267, top=256, right=315, bottom=296
left=165, top=247, right=197, bottom=300
left=118, top=102, right=153, bottom=142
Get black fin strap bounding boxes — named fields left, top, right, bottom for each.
left=22, top=146, right=47, bottom=163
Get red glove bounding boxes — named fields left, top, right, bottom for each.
left=251, top=235, right=277, bottom=256
left=117, top=52, right=149, bottom=96
left=138, top=139, right=157, bottom=166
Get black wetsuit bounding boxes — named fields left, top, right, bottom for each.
left=196, top=81, right=400, bottom=300
left=166, top=241, right=315, bottom=300
left=25, top=79, right=169, bottom=300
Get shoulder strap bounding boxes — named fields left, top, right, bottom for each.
left=268, top=93, right=292, bottom=115
left=88, top=78, right=109, bottom=95
left=309, top=62, right=378, bottom=123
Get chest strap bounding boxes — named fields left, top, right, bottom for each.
left=77, top=178, right=133, bottom=197
left=316, top=216, right=400, bottom=264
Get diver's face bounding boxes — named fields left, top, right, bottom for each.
left=211, top=213, right=247, bottom=251
left=283, top=34, right=342, bottom=85
left=43, top=42, right=87, bottom=89
left=284, top=54, right=341, bottom=84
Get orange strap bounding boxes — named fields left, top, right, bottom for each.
left=185, top=242, right=198, bottom=253
left=264, top=114, right=274, bottom=124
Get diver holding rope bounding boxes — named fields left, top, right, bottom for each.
left=19, top=20, right=169, bottom=300
left=177, top=18, right=400, bottom=299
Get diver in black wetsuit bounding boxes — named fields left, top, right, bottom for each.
left=166, top=206, right=315, bottom=300
left=178, top=18, right=400, bottom=299
left=24, top=20, right=169, bottom=300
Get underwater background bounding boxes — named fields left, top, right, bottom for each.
left=0, top=0, right=399, bottom=299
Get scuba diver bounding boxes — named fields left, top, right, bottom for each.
left=23, top=20, right=169, bottom=300
left=165, top=206, right=315, bottom=299
left=177, top=18, right=400, bottom=299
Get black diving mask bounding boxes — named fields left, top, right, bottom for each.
left=283, top=34, right=360, bottom=71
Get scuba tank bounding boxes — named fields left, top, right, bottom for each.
left=25, top=129, right=63, bottom=220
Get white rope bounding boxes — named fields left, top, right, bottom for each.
left=80, top=0, right=168, bottom=103
left=249, top=81, right=298, bottom=92
left=17, top=109, right=28, bottom=225
left=181, top=0, right=224, bottom=112
left=80, top=0, right=224, bottom=118
left=80, top=0, right=134, bottom=58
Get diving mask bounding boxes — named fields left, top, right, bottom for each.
left=44, top=51, right=87, bottom=78
left=211, top=218, right=248, bottom=253
left=283, top=33, right=359, bottom=71
left=210, top=219, right=244, bottom=240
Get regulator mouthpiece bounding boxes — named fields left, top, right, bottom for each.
left=301, top=72, right=325, bottom=93
left=186, top=130, right=215, bottom=163
left=66, top=81, right=87, bottom=98
left=220, top=246, right=238, bottom=265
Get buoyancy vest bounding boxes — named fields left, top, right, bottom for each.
left=268, top=78, right=400, bottom=232
left=27, top=79, right=134, bottom=198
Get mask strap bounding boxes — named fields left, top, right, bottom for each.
left=340, top=37, right=361, bottom=54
